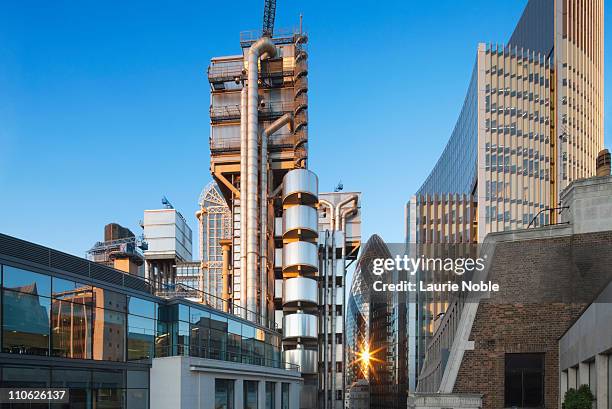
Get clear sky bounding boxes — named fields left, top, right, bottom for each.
left=1, top=0, right=611, bottom=257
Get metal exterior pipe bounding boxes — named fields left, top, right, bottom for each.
left=318, top=199, right=334, bottom=409
left=246, top=37, right=277, bottom=320
left=329, top=230, right=336, bottom=409
left=330, top=195, right=357, bottom=407
left=322, top=230, right=330, bottom=409
left=337, top=197, right=357, bottom=406
left=319, top=199, right=335, bottom=231
left=240, top=85, right=248, bottom=318
left=260, top=113, right=293, bottom=324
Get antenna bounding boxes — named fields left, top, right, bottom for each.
left=161, top=196, right=174, bottom=209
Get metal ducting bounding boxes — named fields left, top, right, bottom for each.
left=283, top=277, right=318, bottom=306
left=246, top=37, right=277, bottom=318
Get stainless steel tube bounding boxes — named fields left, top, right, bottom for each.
left=260, top=113, right=293, bottom=324
left=246, top=37, right=277, bottom=319
left=240, top=86, right=248, bottom=318
left=338, top=197, right=358, bottom=405
left=323, top=230, right=330, bottom=409
left=318, top=199, right=334, bottom=409
left=331, top=195, right=357, bottom=406
left=330, top=230, right=336, bottom=408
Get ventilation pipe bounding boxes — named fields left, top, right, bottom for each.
left=260, top=113, right=294, bottom=323
left=331, top=195, right=357, bottom=403
left=318, top=199, right=334, bottom=409
left=246, top=37, right=277, bottom=319
left=337, top=196, right=358, bottom=402
left=240, top=86, right=248, bottom=317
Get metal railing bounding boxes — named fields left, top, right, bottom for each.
left=155, top=345, right=300, bottom=372
left=527, top=206, right=570, bottom=228
left=239, top=28, right=302, bottom=47
left=210, top=132, right=297, bottom=152
left=150, top=279, right=277, bottom=329
left=208, top=61, right=244, bottom=82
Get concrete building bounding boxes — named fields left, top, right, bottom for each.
left=406, top=0, right=605, bottom=387
left=559, top=281, right=612, bottom=409
left=143, top=201, right=193, bottom=291
left=0, top=232, right=302, bottom=409
left=408, top=175, right=612, bottom=409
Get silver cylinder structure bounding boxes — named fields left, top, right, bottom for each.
left=283, top=277, right=318, bottom=306
left=284, top=347, right=318, bottom=374
left=282, top=205, right=318, bottom=240
left=282, top=241, right=318, bottom=275
left=246, top=37, right=277, bottom=320
left=281, top=168, right=319, bottom=386
left=283, top=313, right=318, bottom=339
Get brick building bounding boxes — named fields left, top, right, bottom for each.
left=410, top=176, right=612, bottom=409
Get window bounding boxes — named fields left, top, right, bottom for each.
left=215, top=379, right=234, bottom=409
left=244, top=380, right=258, bottom=409
left=3, top=286, right=51, bottom=355
left=51, top=300, right=92, bottom=359
left=266, top=382, right=275, bottom=409
left=3, top=266, right=51, bottom=296
left=505, top=353, right=544, bottom=407
left=281, top=383, right=290, bottom=409
left=588, top=360, right=597, bottom=397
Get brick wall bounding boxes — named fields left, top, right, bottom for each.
left=452, top=231, right=612, bottom=409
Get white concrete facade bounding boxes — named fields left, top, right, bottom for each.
left=151, top=356, right=302, bottom=409
left=559, top=280, right=612, bottom=409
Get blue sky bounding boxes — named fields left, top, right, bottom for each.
left=1, top=0, right=611, bottom=257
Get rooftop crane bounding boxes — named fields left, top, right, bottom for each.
left=262, top=0, right=276, bottom=37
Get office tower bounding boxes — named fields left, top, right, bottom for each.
left=207, top=28, right=309, bottom=324
left=208, top=21, right=362, bottom=408
left=406, top=0, right=604, bottom=390
left=346, top=235, right=407, bottom=409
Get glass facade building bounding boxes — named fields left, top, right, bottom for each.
left=0, top=232, right=287, bottom=409
left=345, top=235, right=407, bottom=409
left=406, top=0, right=604, bottom=391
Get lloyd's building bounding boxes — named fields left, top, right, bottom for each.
left=405, top=0, right=604, bottom=390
